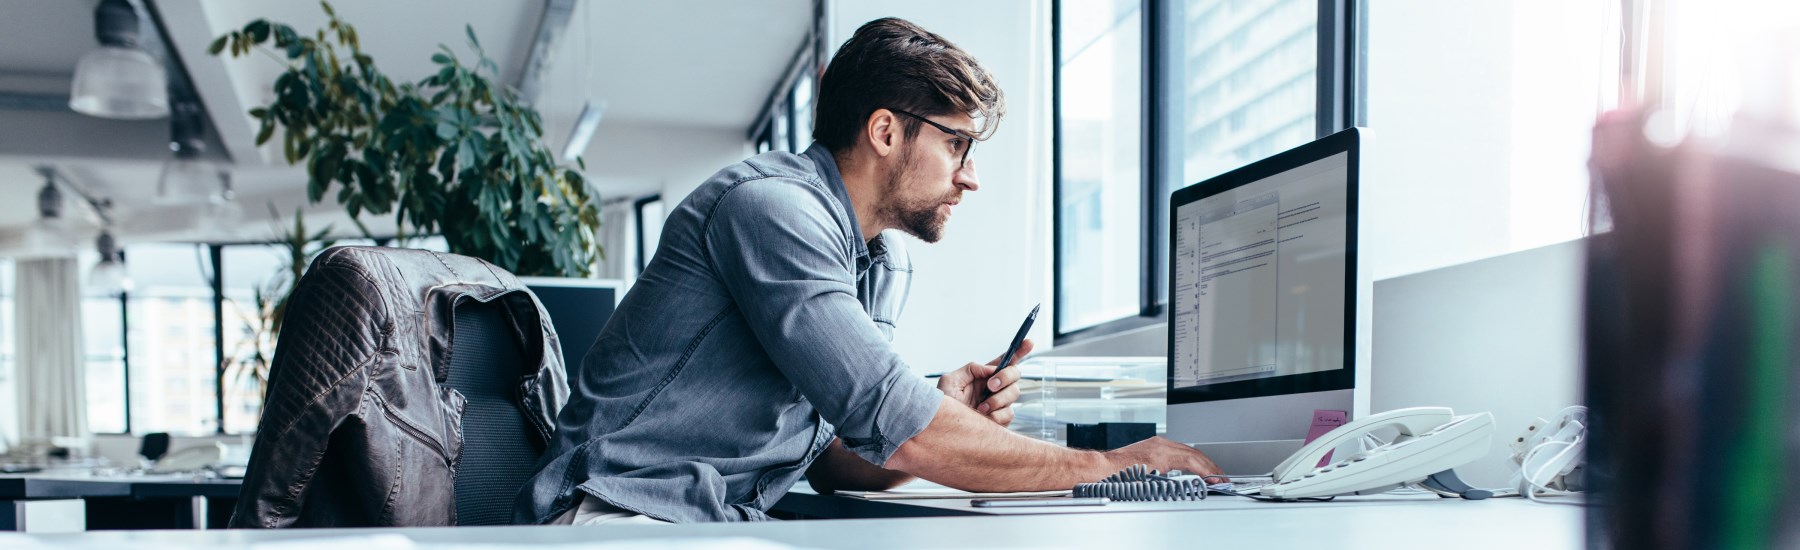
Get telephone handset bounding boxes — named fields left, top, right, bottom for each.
left=149, top=442, right=227, bottom=474
left=1260, top=406, right=1495, bottom=499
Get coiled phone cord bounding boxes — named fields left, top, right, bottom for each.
left=1073, top=464, right=1207, bottom=501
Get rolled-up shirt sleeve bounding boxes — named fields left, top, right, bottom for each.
left=703, top=177, right=941, bottom=466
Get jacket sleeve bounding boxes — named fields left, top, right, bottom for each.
left=703, top=177, right=943, bottom=467
left=228, top=256, right=383, bottom=528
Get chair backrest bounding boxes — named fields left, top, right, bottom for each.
left=443, top=299, right=547, bottom=526
left=139, top=432, right=171, bottom=462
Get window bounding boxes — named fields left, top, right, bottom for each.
left=747, top=31, right=826, bottom=154
left=1054, top=0, right=1353, bottom=342
left=634, top=195, right=666, bottom=272
left=1055, top=0, right=1145, bottom=333
left=1157, top=0, right=1321, bottom=305
left=773, top=103, right=793, bottom=153
left=124, top=244, right=218, bottom=435
left=219, top=244, right=285, bottom=435
left=791, top=70, right=815, bottom=150
left=0, top=260, right=14, bottom=440
left=83, top=294, right=127, bottom=434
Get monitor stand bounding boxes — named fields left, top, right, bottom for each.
left=1189, top=439, right=1305, bottom=476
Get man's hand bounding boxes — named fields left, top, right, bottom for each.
left=1103, top=437, right=1228, bottom=482
left=936, top=339, right=1034, bottom=427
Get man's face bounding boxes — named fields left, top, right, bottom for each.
left=878, top=112, right=982, bottom=243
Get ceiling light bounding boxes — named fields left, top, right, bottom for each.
left=157, top=102, right=226, bottom=204
left=37, top=172, right=63, bottom=221
left=87, top=230, right=132, bottom=296
left=198, top=173, right=244, bottom=234
left=562, top=99, right=606, bottom=163
left=70, top=0, right=168, bottom=120
left=22, top=168, right=76, bottom=256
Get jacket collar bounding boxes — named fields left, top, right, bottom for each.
left=802, top=143, right=873, bottom=264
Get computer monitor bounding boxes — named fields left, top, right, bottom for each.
left=520, top=277, right=625, bottom=381
left=1165, top=128, right=1372, bottom=474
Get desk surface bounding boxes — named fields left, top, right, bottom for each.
left=775, top=480, right=1412, bottom=518
left=0, top=476, right=135, bottom=499
left=14, top=498, right=1584, bottom=549
left=0, top=473, right=239, bottom=500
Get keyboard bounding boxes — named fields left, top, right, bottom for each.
left=1215, top=475, right=1273, bottom=494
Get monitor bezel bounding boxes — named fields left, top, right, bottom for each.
left=1166, top=128, right=1362, bottom=405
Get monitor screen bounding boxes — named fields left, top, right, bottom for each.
left=1169, top=141, right=1357, bottom=404
left=521, top=277, right=623, bottom=381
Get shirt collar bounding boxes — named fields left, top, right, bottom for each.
left=802, top=143, right=873, bottom=263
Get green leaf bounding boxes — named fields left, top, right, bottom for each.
left=306, top=174, right=326, bottom=203
left=207, top=34, right=229, bottom=55
left=247, top=20, right=271, bottom=43
left=233, top=0, right=606, bottom=277
left=320, top=0, right=335, bottom=17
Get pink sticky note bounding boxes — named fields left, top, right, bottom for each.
left=1305, top=410, right=1348, bottom=468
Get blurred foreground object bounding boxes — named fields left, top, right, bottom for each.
left=1585, top=2, right=1800, bottom=547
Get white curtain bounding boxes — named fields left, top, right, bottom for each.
left=16, top=257, right=87, bottom=441
left=594, top=199, right=638, bottom=285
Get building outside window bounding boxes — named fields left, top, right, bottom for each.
left=123, top=243, right=218, bottom=436
left=1055, top=0, right=1326, bottom=339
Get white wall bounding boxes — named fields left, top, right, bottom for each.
left=826, top=0, right=1056, bottom=375
left=1364, top=0, right=1605, bottom=280
left=1370, top=238, right=1585, bottom=487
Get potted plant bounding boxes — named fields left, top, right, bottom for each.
left=209, top=1, right=601, bottom=277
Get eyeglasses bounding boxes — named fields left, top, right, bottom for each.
left=891, top=108, right=976, bottom=168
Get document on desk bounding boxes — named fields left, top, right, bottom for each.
left=834, top=479, right=1072, bottom=500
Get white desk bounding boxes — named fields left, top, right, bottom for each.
left=774, top=479, right=1433, bottom=519
left=11, top=498, right=1583, bottom=549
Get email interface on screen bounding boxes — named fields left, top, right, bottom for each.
left=1172, top=152, right=1349, bottom=389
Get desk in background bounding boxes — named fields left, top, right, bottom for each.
left=0, top=473, right=239, bottom=532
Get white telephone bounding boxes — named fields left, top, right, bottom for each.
left=1259, top=407, right=1495, bottom=499
left=149, top=442, right=227, bottom=474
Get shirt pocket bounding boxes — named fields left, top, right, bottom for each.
left=860, top=248, right=913, bottom=341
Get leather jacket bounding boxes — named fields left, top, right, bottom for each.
left=229, top=246, right=569, bottom=528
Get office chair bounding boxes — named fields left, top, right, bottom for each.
left=444, top=299, right=548, bottom=526
left=138, top=432, right=171, bottom=468
left=229, top=247, right=568, bottom=528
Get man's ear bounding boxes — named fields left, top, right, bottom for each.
left=866, top=109, right=898, bottom=159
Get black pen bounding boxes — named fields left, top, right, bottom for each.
left=984, top=303, right=1040, bottom=400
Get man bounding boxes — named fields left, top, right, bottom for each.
left=515, top=17, right=1223, bottom=525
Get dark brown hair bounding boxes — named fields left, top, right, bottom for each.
left=812, top=17, right=1005, bottom=154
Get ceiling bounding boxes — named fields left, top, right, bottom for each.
left=0, top=0, right=809, bottom=253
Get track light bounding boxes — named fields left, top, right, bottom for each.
left=88, top=229, right=132, bottom=295
left=157, top=102, right=227, bottom=204
left=69, top=0, right=169, bottom=120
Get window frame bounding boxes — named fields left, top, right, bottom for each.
left=88, top=291, right=132, bottom=435
left=746, top=3, right=827, bottom=151
left=633, top=194, right=665, bottom=273
left=1051, top=0, right=1366, bottom=345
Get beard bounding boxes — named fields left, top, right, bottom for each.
left=877, top=147, right=960, bottom=243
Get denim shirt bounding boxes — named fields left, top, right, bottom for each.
left=514, top=144, right=940, bottom=524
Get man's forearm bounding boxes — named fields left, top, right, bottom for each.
left=885, top=395, right=1117, bottom=492
left=806, top=438, right=915, bottom=493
